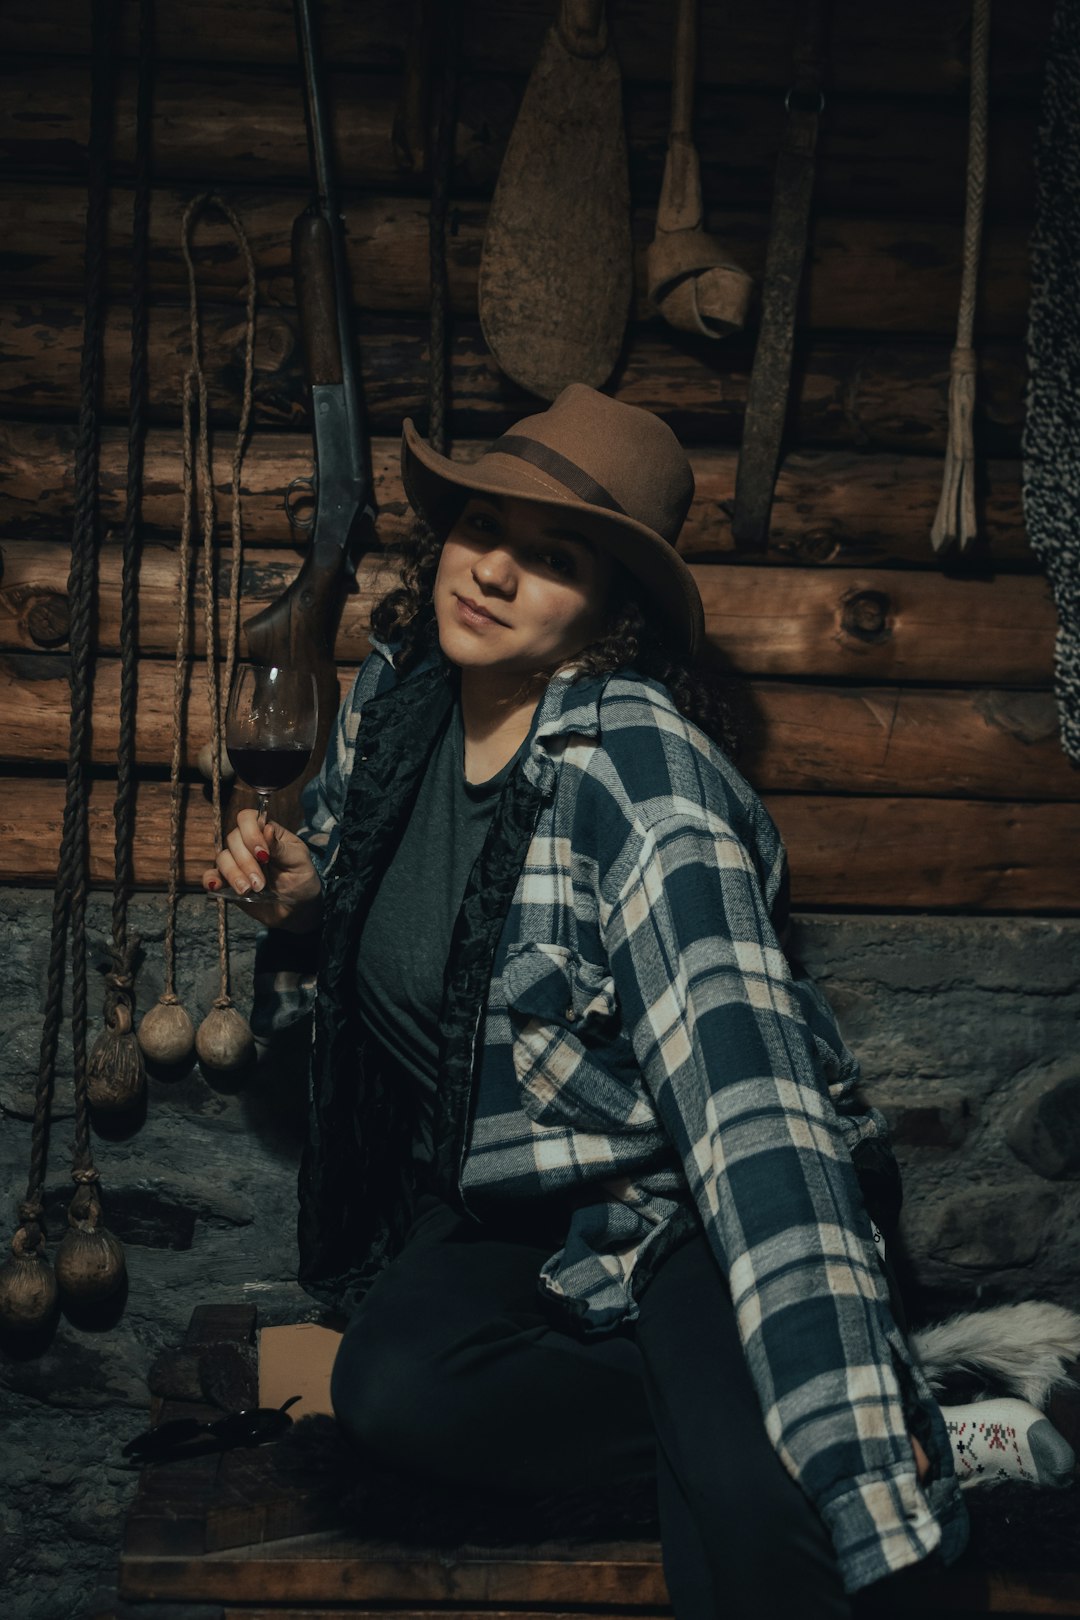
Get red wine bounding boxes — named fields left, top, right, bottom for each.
left=227, top=743, right=312, bottom=791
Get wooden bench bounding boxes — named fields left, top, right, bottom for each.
left=107, top=1306, right=1080, bottom=1620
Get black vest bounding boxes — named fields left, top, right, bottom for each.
left=297, top=663, right=547, bottom=1315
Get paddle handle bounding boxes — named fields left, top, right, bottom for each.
left=556, top=0, right=607, bottom=59
left=671, top=0, right=697, bottom=140
left=657, top=0, right=703, bottom=235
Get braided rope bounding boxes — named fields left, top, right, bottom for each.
left=930, top=0, right=989, bottom=554
left=957, top=0, right=989, bottom=349
left=161, top=355, right=198, bottom=1000
left=179, top=194, right=257, bottom=1004
left=95, top=0, right=154, bottom=1055
left=18, top=0, right=115, bottom=1249
left=427, top=1, right=460, bottom=456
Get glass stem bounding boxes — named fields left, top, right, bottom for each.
left=256, top=792, right=271, bottom=826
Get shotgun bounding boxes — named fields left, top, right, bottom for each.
left=241, top=0, right=378, bottom=827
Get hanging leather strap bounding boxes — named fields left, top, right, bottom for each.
left=731, top=0, right=830, bottom=551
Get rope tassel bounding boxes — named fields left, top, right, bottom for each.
left=87, top=959, right=145, bottom=1112
left=931, top=0, right=990, bottom=554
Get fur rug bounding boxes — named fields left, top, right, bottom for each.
left=912, top=1300, right=1080, bottom=1408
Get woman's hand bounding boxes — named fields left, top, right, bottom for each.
left=202, top=808, right=323, bottom=933
left=909, top=1433, right=931, bottom=1485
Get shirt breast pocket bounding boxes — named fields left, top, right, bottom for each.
left=501, top=942, right=656, bottom=1136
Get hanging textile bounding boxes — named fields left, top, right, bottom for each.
left=1024, top=0, right=1080, bottom=765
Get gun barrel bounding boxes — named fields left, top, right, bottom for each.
left=292, top=0, right=372, bottom=521
left=293, top=0, right=335, bottom=216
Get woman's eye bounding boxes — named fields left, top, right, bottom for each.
left=541, top=550, right=576, bottom=578
left=465, top=509, right=499, bottom=534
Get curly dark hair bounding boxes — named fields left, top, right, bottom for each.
left=370, top=516, right=741, bottom=759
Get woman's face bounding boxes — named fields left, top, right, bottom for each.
left=433, top=494, right=613, bottom=681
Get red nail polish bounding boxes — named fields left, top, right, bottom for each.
left=208, top=879, right=221, bottom=891
left=255, top=848, right=270, bottom=865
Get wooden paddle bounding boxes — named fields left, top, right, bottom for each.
left=479, top=0, right=632, bottom=401
left=647, top=0, right=753, bottom=338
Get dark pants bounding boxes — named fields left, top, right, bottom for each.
left=330, top=1192, right=865, bottom=1620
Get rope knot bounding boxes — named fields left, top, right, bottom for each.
left=71, top=1167, right=101, bottom=1187
left=11, top=1223, right=47, bottom=1260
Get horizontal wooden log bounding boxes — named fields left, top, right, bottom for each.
left=0, top=181, right=1033, bottom=336
left=0, top=653, right=1072, bottom=800
left=0, top=300, right=1028, bottom=457
left=2, top=777, right=1075, bottom=909
left=0, top=541, right=1057, bottom=682
left=737, top=682, right=1073, bottom=799
left=0, top=58, right=1039, bottom=221
left=0, top=0, right=1053, bottom=96
left=0, top=423, right=1031, bottom=567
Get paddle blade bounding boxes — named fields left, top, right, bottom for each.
left=479, top=22, right=632, bottom=401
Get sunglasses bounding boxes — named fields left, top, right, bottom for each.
left=122, top=1394, right=302, bottom=1465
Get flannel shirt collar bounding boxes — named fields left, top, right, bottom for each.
left=369, top=633, right=610, bottom=801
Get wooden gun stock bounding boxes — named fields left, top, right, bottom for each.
left=292, top=210, right=342, bottom=387
left=231, top=0, right=377, bottom=835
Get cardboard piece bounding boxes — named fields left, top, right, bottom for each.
left=258, top=1321, right=343, bottom=1419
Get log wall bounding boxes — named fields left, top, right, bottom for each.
left=3, top=12, right=1080, bottom=1614
left=0, top=0, right=1073, bottom=914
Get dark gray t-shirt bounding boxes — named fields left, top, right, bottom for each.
left=354, top=696, right=525, bottom=1162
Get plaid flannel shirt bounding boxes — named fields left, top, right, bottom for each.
left=254, top=639, right=967, bottom=1595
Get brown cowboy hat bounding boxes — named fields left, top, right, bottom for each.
left=400, top=383, right=705, bottom=656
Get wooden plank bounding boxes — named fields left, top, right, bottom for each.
left=112, top=1541, right=1080, bottom=1611
left=0, top=655, right=1072, bottom=801
left=692, top=566, right=1054, bottom=683
left=0, top=422, right=1032, bottom=567
left=0, top=180, right=1034, bottom=335
left=739, top=683, right=1071, bottom=799
left=1, top=778, right=1076, bottom=910
left=225, top=1612, right=674, bottom=1620
left=0, top=299, right=1029, bottom=459
left=772, top=794, right=1080, bottom=911
left=0, top=538, right=1056, bottom=681
left=0, top=0, right=1053, bottom=95
left=0, top=58, right=1039, bottom=222
left=145, top=1573, right=1080, bottom=1620
left=118, top=1536, right=670, bottom=1608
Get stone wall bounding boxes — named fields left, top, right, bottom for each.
left=1, top=889, right=1078, bottom=1619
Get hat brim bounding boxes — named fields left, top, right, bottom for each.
left=401, top=419, right=704, bottom=658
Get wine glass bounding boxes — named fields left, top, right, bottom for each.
left=225, top=663, right=319, bottom=825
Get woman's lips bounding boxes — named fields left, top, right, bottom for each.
left=454, top=594, right=507, bottom=629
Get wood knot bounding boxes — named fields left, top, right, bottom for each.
left=840, top=589, right=892, bottom=643
left=26, top=595, right=71, bottom=648
left=796, top=528, right=841, bottom=564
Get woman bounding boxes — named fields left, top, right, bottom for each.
left=205, top=385, right=968, bottom=1617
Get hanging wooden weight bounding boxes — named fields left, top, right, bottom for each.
left=137, top=993, right=196, bottom=1067
left=87, top=983, right=145, bottom=1112
left=0, top=1224, right=59, bottom=1332
left=54, top=1180, right=126, bottom=1305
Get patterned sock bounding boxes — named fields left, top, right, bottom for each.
left=942, top=1397, right=1076, bottom=1490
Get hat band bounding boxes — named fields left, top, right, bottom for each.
left=489, top=435, right=627, bottom=517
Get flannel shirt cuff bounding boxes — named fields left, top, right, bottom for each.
left=250, top=925, right=320, bottom=1038
left=821, top=1466, right=968, bottom=1595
